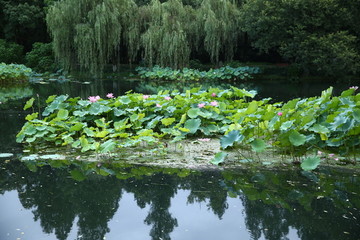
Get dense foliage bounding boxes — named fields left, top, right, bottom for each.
left=45, top=0, right=360, bottom=76
left=240, top=0, right=360, bottom=76
left=25, top=42, right=56, bottom=72
left=16, top=87, right=359, bottom=168
left=136, top=65, right=261, bottom=81
left=0, top=39, right=24, bottom=63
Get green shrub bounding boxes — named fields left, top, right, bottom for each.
left=0, top=39, right=24, bottom=63
left=0, top=63, right=33, bottom=86
left=25, top=42, right=56, bottom=73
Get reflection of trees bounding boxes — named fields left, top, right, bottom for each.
left=1, top=159, right=360, bottom=240
left=123, top=173, right=179, bottom=240
left=182, top=171, right=228, bottom=219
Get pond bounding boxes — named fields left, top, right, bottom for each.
left=1, top=74, right=359, bottom=240
left=1, top=157, right=360, bottom=240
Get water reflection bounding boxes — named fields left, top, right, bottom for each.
left=0, top=158, right=359, bottom=240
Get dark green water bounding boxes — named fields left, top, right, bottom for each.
left=1, top=77, right=360, bottom=240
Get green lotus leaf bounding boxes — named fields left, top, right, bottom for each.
left=184, top=118, right=201, bottom=134
left=161, top=117, right=176, bottom=126
left=187, top=108, right=200, bottom=118
left=99, top=140, right=116, bottom=153
left=23, top=98, right=34, bottom=110
left=289, top=130, right=307, bottom=146
left=309, top=124, right=330, bottom=134
left=280, top=120, right=294, bottom=131
left=250, top=138, right=266, bottom=152
left=220, top=130, right=244, bottom=149
left=210, top=152, right=227, bottom=165
left=57, top=109, right=69, bottom=120
left=70, top=169, right=86, bottom=181
left=25, top=112, right=38, bottom=121
left=301, top=157, right=321, bottom=171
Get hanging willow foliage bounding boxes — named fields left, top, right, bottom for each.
left=198, top=0, right=242, bottom=63
left=47, top=0, right=136, bottom=74
left=47, top=0, right=243, bottom=73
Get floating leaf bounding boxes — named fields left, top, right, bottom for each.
left=70, top=169, right=86, bottom=181
left=250, top=138, right=266, bottom=152
left=210, top=152, right=227, bottom=165
left=0, top=153, right=14, bottom=158
left=289, top=130, right=307, bottom=146
left=301, top=157, right=321, bottom=171
left=220, top=130, right=243, bottom=149
left=39, top=154, right=65, bottom=160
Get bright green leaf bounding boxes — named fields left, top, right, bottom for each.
left=301, top=157, right=321, bottom=171
left=210, top=152, right=227, bottom=165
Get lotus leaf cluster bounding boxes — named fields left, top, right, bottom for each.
left=16, top=87, right=359, bottom=168
left=136, top=65, right=261, bottom=82
left=0, top=63, right=33, bottom=86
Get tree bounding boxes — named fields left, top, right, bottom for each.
left=239, top=0, right=360, bottom=76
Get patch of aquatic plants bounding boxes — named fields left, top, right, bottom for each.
left=0, top=87, right=33, bottom=106
left=16, top=86, right=359, bottom=170
left=0, top=63, right=33, bottom=86
left=29, top=69, right=74, bottom=84
left=136, top=65, right=261, bottom=82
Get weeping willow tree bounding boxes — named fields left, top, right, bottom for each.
left=197, top=0, right=242, bottom=63
left=138, top=0, right=194, bottom=68
left=47, top=0, right=244, bottom=73
left=47, top=0, right=137, bottom=74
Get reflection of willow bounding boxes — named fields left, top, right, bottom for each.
left=240, top=196, right=292, bottom=240
left=123, top=173, right=179, bottom=240
left=14, top=164, right=123, bottom=240
left=183, top=171, right=228, bottom=219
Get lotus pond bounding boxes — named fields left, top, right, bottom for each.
left=0, top=74, right=360, bottom=239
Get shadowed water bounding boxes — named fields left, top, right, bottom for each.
left=0, top=157, right=359, bottom=240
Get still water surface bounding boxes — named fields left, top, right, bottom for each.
left=1, top=76, right=360, bottom=240
left=1, top=158, right=359, bottom=240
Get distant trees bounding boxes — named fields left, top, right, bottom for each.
left=1, top=0, right=359, bottom=76
left=240, top=0, right=360, bottom=75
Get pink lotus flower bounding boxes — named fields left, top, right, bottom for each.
left=106, top=93, right=114, bottom=98
left=88, top=96, right=100, bottom=103
left=198, top=103, right=206, bottom=108
left=211, top=92, right=217, bottom=97
left=328, top=153, right=335, bottom=157
left=143, top=95, right=150, bottom=99
left=317, top=150, right=323, bottom=155
left=76, top=155, right=81, bottom=160
left=210, top=101, right=218, bottom=107
left=164, top=96, right=172, bottom=100
left=156, top=103, right=161, bottom=107
left=277, top=112, right=283, bottom=116
left=334, top=158, right=339, bottom=161
left=197, top=138, right=211, bottom=142
left=350, top=86, right=359, bottom=90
